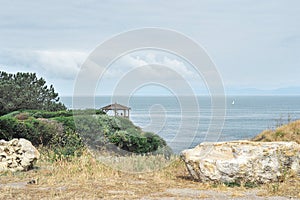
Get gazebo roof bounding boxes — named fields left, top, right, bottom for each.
left=101, top=103, right=131, bottom=111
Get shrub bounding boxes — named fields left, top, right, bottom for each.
left=52, top=116, right=76, bottom=131
left=108, top=130, right=167, bottom=154
left=73, top=109, right=106, bottom=116
left=275, top=131, right=285, bottom=138
left=0, top=116, right=29, bottom=141
left=0, top=115, right=84, bottom=159
left=1, top=111, right=20, bottom=117
left=74, top=115, right=167, bottom=154
left=0, top=110, right=170, bottom=158
left=15, top=113, right=30, bottom=120
left=0, top=116, right=63, bottom=146
left=97, top=115, right=122, bottom=134
left=16, top=109, right=104, bottom=119
left=114, top=116, right=141, bottom=131
left=74, top=115, right=109, bottom=147
left=143, top=131, right=167, bottom=151
left=32, top=110, right=73, bottom=118
left=50, top=130, right=85, bottom=160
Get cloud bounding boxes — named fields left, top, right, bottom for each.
left=103, top=52, right=199, bottom=81
left=0, top=0, right=299, bottom=95
left=0, top=49, right=87, bottom=80
left=93, top=52, right=207, bottom=95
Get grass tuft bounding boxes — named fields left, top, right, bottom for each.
left=252, top=119, right=300, bottom=144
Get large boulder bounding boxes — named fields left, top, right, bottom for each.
left=0, top=138, right=40, bottom=172
left=181, top=140, right=300, bottom=183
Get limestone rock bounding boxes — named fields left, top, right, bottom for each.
left=0, top=138, right=40, bottom=172
left=181, top=140, right=300, bottom=183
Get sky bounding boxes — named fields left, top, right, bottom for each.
left=0, top=0, right=299, bottom=96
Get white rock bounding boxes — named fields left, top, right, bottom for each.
left=181, top=140, right=300, bottom=183
left=0, top=138, right=39, bottom=172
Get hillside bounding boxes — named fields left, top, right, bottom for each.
left=0, top=114, right=300, bottom=198
left=252, top=119, right=300, bottom=144
left=0, top=110, right=170, bottom=158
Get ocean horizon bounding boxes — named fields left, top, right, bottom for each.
left=60, top=95, right=300, bottom=153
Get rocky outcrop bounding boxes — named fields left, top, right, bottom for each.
left=0, top=138, right=40, bottom=172
left=181, top=140, right=300, bottom=184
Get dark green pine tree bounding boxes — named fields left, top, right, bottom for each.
left=0, top=71, right=66, bottom=115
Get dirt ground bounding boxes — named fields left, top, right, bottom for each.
left=0, top=154, right=299, bottom=199
left=0, top=179, right=298, bottom=199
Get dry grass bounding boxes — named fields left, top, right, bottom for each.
left=0, top=151, right=214, bottom=199
left=1, top=133, right=300, bottom=199
left=253, top=119, right=300, bottom=144
left=262, top=172, right=300, bottom=198
left=1, top=150, right=299, bottom=199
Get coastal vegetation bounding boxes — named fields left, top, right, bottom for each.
left=0, top=112, right=299, bottom=198
left=0, top=110, right=170, bottom=159
left=0, top=71, right=299, bottom=198
left=0, top=71, right=169, bottom=159
left=252, top=119, right=300, bottom=144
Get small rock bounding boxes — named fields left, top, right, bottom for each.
left=27, top=179, right=37, bottom=184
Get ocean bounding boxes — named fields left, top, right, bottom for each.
left=61, top=95, right=300, bottom=153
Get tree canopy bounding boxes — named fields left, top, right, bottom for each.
left=0, top=71, right=66, bottom=115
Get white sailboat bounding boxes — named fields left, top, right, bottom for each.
left=232, top=100, right=235, bottom=105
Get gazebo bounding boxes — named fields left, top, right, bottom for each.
left=100, top=103, right=131, bottom=118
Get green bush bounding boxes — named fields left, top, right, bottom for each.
left=15, top=113, right=30, bottom=120
left=114, top=116, right=141, bottom=131
left=143, top=132, right=167, bottom=151
left=32, top=110, right=73, bottom=118
left=74, top=115, right=109, bottom=146
left=0, top=116, right=62, bottom=146
left=74, top=115, right=167, bottom=154
left=97, top=115, right=122, bottom=134
left=73, top=109, right=106, bottom=116
left=52, top=116, right=76, bottom=131
left=275, top=131, right=285, bottom=138
left=1, top=111, right=20, bottom=117
left=11, top=109, right=105, bottom=119
left=0, top=115, right=84, bottom=159
left=0, top=110, right=170, bottom=158
left=0, top=116, right=29, bottom=141
left=50, top=130, right=84, bottom=160
left=108, top=130, right=167, bottom=154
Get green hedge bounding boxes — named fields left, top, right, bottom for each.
left=108, top=130, right=166, bottom=153
left=0, top=115, right=84, bottom=160
left=0, top=110, right=171, bottom=158
left=0, top=116, right=57, bottom=146
left=74, top=115, right=168, bottom=154
left=1, top=109, right=106, bottom=119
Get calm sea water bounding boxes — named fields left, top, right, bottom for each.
left=61, top=96, right=300, bottom=153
